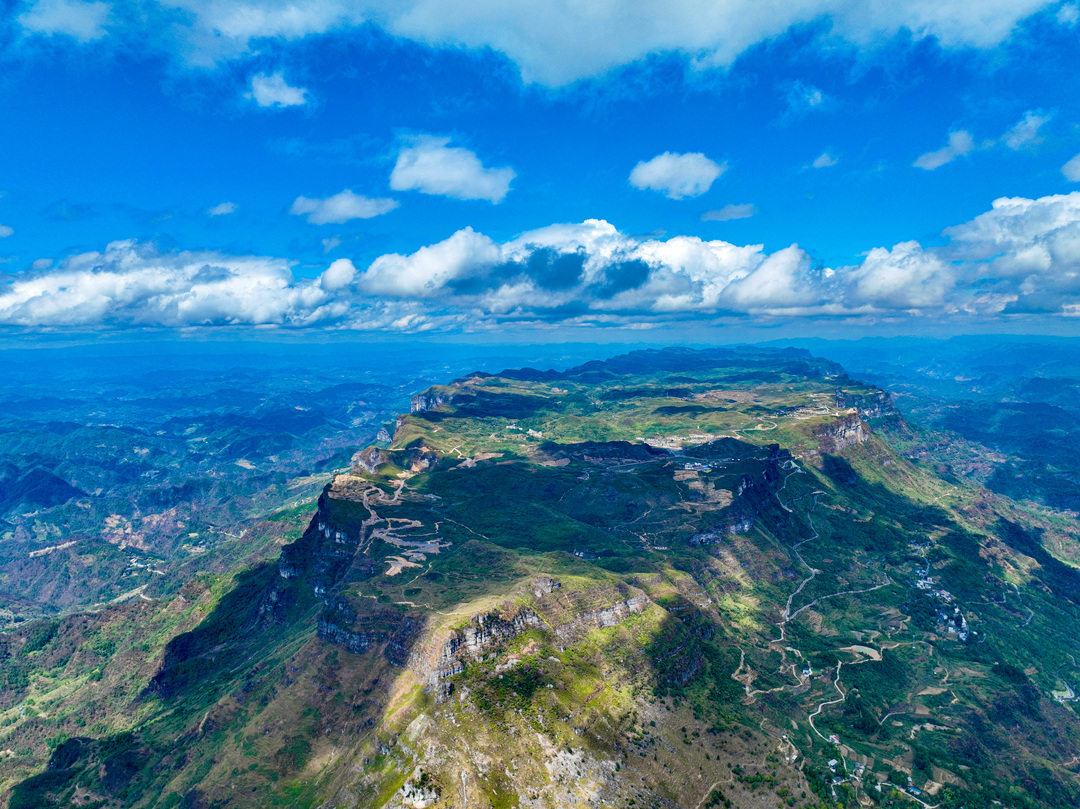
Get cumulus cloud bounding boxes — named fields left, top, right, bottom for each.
left=913, top=130, right=975, bottom=170
left=290, top=190, right=398, bottom=224
left=630, top=152, right=725, bottom=199
left=247, top=72, right=309, bottom=107
left=157, top=0, right=363, bottom=66
left=359, top=227, right=502, bottom=296
left=940, top=192, right=1080, bottom=313
left=319, top=258, right=356, bottom=291
left=207, top=201, right=237, bottom=216
left=10, top=191, right=1080, bottom=330
left=390, top=136, right=515, bottom=203
left=811, top=151, right=838, bottom=168
left=849, top=241, right=955, bottom=309
left=1002, top=109, right=1052, bottom=150
left=0, top=225, right=13, bottom=238
left=1063, top=153, right=1080, bottom=182
left=702, top=204, right=756, bottom=222
left=19, top=0, right=110, bottom=42
left=0, top=240, right=341, bottom=327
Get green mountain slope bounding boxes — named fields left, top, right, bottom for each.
left=5, top=346, right=1080, bottom=809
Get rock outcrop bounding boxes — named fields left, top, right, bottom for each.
left=353, top=446, right=389, bottom=474
left=407, top=589, right=651, bottom=700
left=409, top=607, right=543, bottom=697
left=317, top=597, right=424, bottom=663
left=277, top=492, right=375, bottom=600
left=410, top=390, right=454, bottom=413
left=814, top=412, right=870, bottom=453
left=835, top=388, right=898, bottom=420
left=552, top=595, right=647, bottom=639
left=687, top=444, right=793, bottom=545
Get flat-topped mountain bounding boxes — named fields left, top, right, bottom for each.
left=5, top=347, right=1080, bottom=809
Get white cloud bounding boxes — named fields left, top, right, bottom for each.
left=320, top=258, right=356, bottom=291
left=377, top=0, right=1055, bottom=85
left=943, top=192, right=1080, bottom=263
left=722, top=245, right=825, bottom=311
left=322, top=236, right=341, bottom=253
left=936, top=192, right=1080, bottom=312
left=10, top=192, right=1080, bottom=331
left=390, top=136, right=515, bottom=203
left=811, top=151, right=838, bottom=168
left=0, top=225, right=13, bottom=238
left=1063, top=153, right=1080, bottom=182
left=630, top=152, right=725, bottom=199
left=782, top=81, right=830, bottom=121
left=207, top=201, right=237, bottom=216
left=1002, top=109, right=1052, bottom=150
left=0, top=240, right=341, bottom=327
left=702, top=204, right=756, bottom=222
left=17, top=1, right=1060, bottom=85
left=290, top=190, right=399, bottom=224
left=1058, top=3, right=1079, bottom=25
left=913, top=130, right=975, bottom=170
left=848, top=241, right=955, bottom=309
left=247, top=72, right=309, bottom=108
left=359, top=227, right=502, bottom=297
left=160, top=0, right=363, bottom=66
left=19, top=0, right=110, bottom=42
left=31, top=259, right=52, bottom=270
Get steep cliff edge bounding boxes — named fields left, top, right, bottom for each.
left=812, top=411, right=871, bottom=454
left=835, top=387, right=899, bottom=420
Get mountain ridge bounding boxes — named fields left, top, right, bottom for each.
left=4, top=345, right=1080, bottom=809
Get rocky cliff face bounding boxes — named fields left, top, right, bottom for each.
left=687, top=447, right=791, bottom=545
left=814, top=412, right=870, bottom=453
left=278, top=491, right=374, bottom=598
left=352, top=446, right=388, bottom=474
left=552, top=595, right=647, bottom=639
left=351, top=443, right=439, bottom=475
left=317, top=596, right=423, bottom=663
left=835, top=388, right=899, bottom=420
left=410, top=390, right=454, bottom=413
left=409, top=607, right=543, bottom=695
left=405, top=583, right=651, bottom=700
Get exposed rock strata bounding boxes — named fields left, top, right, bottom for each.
left=814, top=412, right=870, bottom=453
left=353, top=446, right=388, bottom=474
left=410, top=391, right=454, bottom=413
left=835, top=388, right=898, bottom=420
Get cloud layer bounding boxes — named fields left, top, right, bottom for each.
left=6, top=191, right=1080, bottom=330
left=18, top=0, right=111, bottom=42
left=13, top=0, right=1062, bottom=85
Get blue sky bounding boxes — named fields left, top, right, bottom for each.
left=2, top=0, right=1080, bottom=335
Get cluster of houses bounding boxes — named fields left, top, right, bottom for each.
left=826, top=758, right=928, bottom=800
left=912, top=566, right=975, bottom=642
left=505, top=424, right=544, bottom=438
left=644, top=430, right=718, bottom=450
